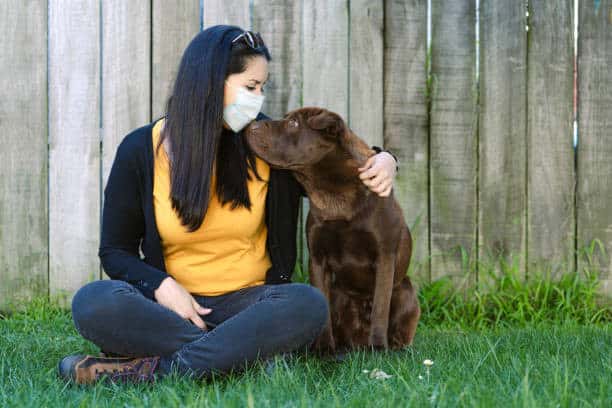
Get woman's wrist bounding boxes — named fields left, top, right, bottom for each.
left=371, top=146, right=399, bottom=172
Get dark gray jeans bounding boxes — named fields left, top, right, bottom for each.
left=71, top=279, right=328, bottom=379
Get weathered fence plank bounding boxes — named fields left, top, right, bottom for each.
left=478, top=1, right=527, bottom=284
left=152, top=0, right=201, bottom=119
left=48, top=0, right=101, bottom=303
left=429, top=0, right=477, bottom=286
left=527, top=0, right=575, bottom=279
left=0, top=0, right=48, bottom=308
left=203, top=0, right=250, bottom=29
left=252, top=0, right=302, bottom=119
left=102, top=1, right=151, bottom=185
left=303, top=0, right=348, bottom=116
left=384, top=0, right=429, bottom=283
left=577, top=0, right=612, bottom=295
left=349, top=0, right=384, bottom=147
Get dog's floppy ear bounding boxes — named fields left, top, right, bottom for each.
left=306, top=109, right=371, bottom=165
left=306, top=109, right=346, bottom=135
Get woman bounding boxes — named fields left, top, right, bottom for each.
left=58, top=25, right=399, bottom=384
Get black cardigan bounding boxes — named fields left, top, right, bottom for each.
left=98, top=112, right=303, bottom=300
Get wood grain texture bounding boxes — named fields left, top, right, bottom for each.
left=101, top=0, right=151, bottom=276
left=48, top=0, right=101, bottom=303
left=303, top=0, right=349, bottom=116
left=349, top=0, right=383, bottom=147
left=252, top=0, right=302, bottom=119
left=0, top=0, right=48, bottom=308
left=577, top=0, right=612, bottom=295
left=429, top=0, right=477, bottom=286
left=152, top=0, right=201, bottom=119
left=384, top=0, right=429, bottom=283
left=478, top=0, right=527, bottom=283
left=203, top=0, right=250, bottom=29
left=527, top=0, right=575, bottom=279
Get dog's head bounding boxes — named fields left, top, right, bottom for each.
left=244, top=107, right=371, bottom=170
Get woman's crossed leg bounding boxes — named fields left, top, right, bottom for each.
left=62, top=279, right=328, bottom=383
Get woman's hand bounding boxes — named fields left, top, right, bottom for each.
left=358, top=151, right=397, bottom=197
left=154, top=277, right=212, bottom=330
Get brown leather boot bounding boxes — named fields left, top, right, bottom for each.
left=58, top=354, right=160, bottom=384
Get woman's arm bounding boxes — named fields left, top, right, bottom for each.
left=98, top=138, right=170, bottom=300
left=358, top=148, right=399, bottom=197
left=99, top=137, right=214, bottom=329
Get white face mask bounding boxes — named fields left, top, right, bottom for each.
left=223, top=81, right=265, bottom=132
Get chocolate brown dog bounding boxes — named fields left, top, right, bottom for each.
left=245, top=107, right=420, bottom=352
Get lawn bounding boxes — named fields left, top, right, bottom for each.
left=0, top=297, right=610, bottom=407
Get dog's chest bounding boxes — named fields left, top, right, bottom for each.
left=308, top=219, right=379, bottom=292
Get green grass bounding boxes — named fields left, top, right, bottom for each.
left=1, top=240, right=610, bottom=407
left=418, top=266, right=611, bottom=330
left=0, top=295, right=610, bottom=407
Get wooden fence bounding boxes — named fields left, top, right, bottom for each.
left=1, top=0, right=611, bottom=308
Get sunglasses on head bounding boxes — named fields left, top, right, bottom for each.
left=231, top=30, right=265, bottom=49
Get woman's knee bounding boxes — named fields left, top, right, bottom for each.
left=280, top=283, right=329, bottom=330
left=71, top=280, right=138, bottom=331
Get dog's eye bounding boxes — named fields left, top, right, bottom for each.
left=288, top=119, right=299, bottom=128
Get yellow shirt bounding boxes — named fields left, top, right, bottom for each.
left=152, top=118, right=271, bottom=296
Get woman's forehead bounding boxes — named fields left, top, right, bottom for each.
left=234, top=56, right=268, bottom=81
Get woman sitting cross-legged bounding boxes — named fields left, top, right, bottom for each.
left=58, top=25, right=398, bottom=384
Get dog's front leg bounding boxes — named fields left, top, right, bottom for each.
left=369, top=256, right=394, bottom=349
left=309, top=257, right=335, bottom=353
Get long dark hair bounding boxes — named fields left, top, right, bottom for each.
left=156, top=25, right=271, bottom=232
